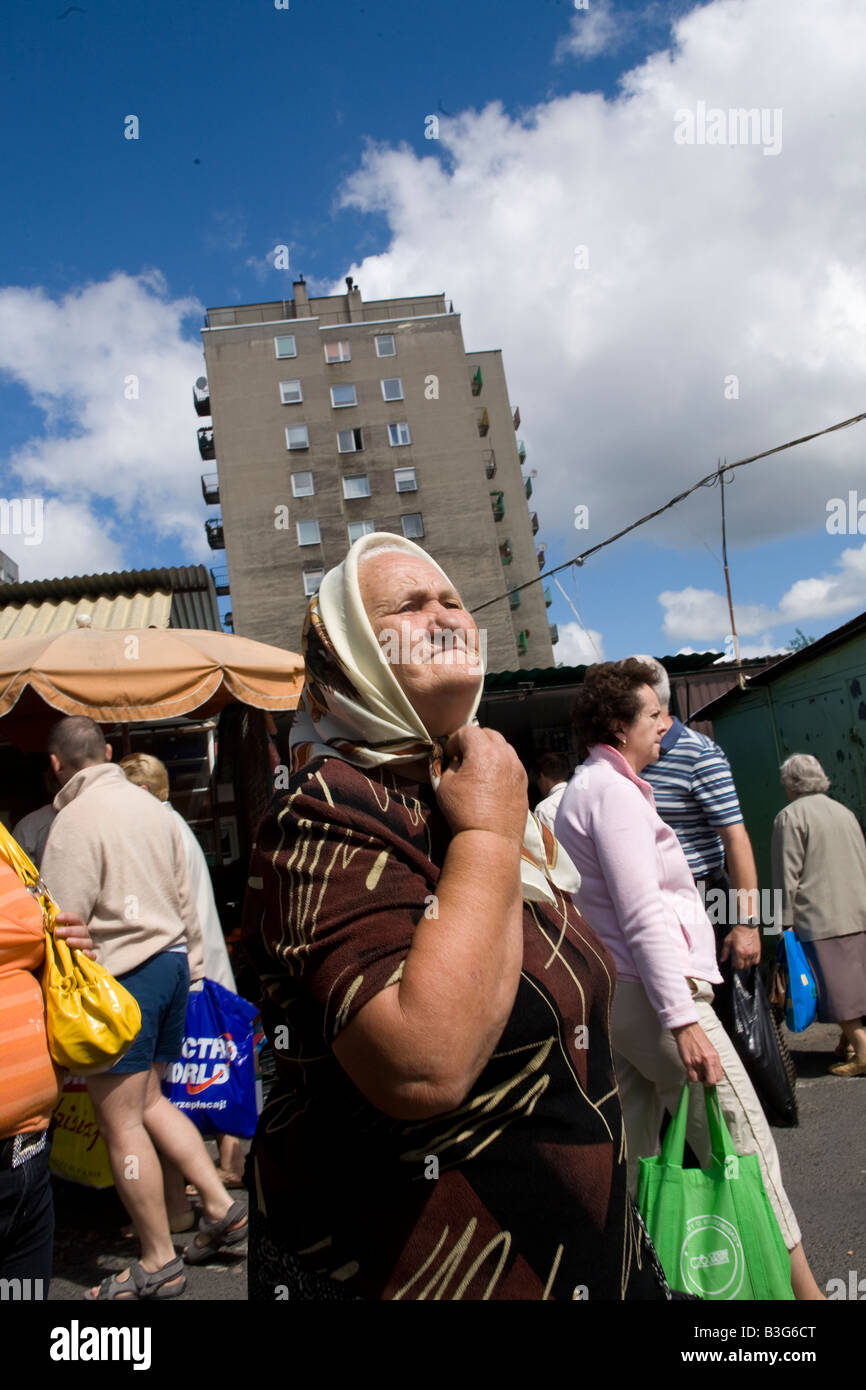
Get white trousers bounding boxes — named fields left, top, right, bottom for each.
left=611, top=976, right=801, bottom=1249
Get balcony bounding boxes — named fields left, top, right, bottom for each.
left=483, top=449, right=496, bottom=479
left=477, top=408, right=490, bottom=438
left=537, top=546, right=546, bottom=570
left=205, top=517, right=225, bottom=550
left=517, top=629, right=530, bottom=656
left=210, top=566, right=230, bottom=596
left=530, top=511, right=539, bottom=535
left=517, top=440, right=527, bottom=463
left=197, top=426, right=215, bottom=461
left=544, top=586, right=552, bottom=608
left=524, top=476, right=532, bottom=499
left=193, top=376, right=210, bottom=417
left=470, top=366, right=483, bottom=396
left=201, top=473, right=220, bottom=505
left=508, top=589, right=521, bottom=610
left=490, top=490, right=505, bottom=522
left=513, top=406, right=521, bottom=431
left=549, top=623, right=559, bottom=646
left=499, top=539, right=513, bottom=566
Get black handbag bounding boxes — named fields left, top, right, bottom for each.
left=713, top=964, right=798, bottom=1128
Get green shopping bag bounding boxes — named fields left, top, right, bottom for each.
left=637, top=1083, right=794, bottom=1300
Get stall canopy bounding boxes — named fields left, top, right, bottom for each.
left=0, top=618, right=305, bottom=749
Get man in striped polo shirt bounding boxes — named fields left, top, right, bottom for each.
left=630, top=656, right=761, bottom=972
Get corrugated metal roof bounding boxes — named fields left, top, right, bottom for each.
left=0, top=591, right=173, bottom=639
left=0, top=565, right=221, bottom=638
left=482, top=652, right=756, bottom=694
left=692, top=608, right=866, bottom=721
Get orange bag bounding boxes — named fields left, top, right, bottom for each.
left=0, top=859, right=63, bottom=1135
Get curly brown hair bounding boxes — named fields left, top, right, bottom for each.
left=571, top=659, right=661, bottom=759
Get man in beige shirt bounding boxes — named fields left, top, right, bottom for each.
left=41, top=716, right=248, bottom=1299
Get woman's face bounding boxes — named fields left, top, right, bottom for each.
left=359, top=551, right=483, bottom=736
left=617, top=683, right=666, bottom=772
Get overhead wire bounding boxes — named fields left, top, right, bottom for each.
left=469, top=408, right=866, bottom=615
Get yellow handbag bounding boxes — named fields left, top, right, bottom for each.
left=0, top=822, right=141, bottom=1074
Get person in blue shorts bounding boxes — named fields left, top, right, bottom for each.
left=40, top=716, right=248, bottom=1299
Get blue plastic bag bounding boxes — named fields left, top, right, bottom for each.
left=162, top=979, right=261, bottom=1137
left=779, top=931, right=817, bottom=1033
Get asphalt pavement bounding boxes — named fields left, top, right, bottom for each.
left=46, top=1024, right=865, bottom=1300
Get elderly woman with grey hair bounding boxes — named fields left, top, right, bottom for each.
left=772, top=753, right=866, bottom=1077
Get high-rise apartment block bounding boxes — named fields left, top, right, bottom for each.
left=197, top=279, right=555, bottom=670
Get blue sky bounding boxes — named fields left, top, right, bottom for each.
left=1, top=0, right=865, bottom=665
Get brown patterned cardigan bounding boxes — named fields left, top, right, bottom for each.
left=241, top=756, right=664, bottom=1300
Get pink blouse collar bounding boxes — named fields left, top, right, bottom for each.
left=588, top=742, right=656, bottom=803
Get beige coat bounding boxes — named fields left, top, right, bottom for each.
left=771, top=792, right=866, bottom=941
left=41, top=762, right=204, bottom=980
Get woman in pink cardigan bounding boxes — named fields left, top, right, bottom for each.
left=554, top=659, right=823, bottom=1301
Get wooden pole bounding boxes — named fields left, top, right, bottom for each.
left=719, top=459, right=746, bottom=691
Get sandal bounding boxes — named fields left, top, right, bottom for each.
left=183, top=1199, right=248, bottom=1265
left=85, top=1256, right=187, bottom=1300
left=829, top=1059, right=866, bottom=1077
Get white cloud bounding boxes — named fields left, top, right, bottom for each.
left=553, top=620, right=605, bottom=664
left=555, top=0, right=625, bottom=61
left=659, top=586, right=777, bottom=641
left=660, top=541, right=866, bottom=646
left=331, top=0, right=866, bottom=583
left=777, top=543, right=866, bottom=621
left=712, top=640, right=790, bottom=660
left=0, top=500, right=125, bottom=582
left=0, top=272, right=207, bottom=579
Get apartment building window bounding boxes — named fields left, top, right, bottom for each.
left=381, top=377, right=404, bottom=402
left=388, top=422, right=411, bottom=446
left=274, top=335, right=297, bottom=358
left=296, top=519, right=321, bottom=546
left=330, top=383, right=358, bottom=408
left=324, top=341, right=351, bottom=364
left=375, top=334, right=396, bottom=357
left=303, top=568, right=324, bottom=596
left=401, top=513, right=424, bottom=539
left=342, top=475, right=371, bottom=500
left=394, top=467, right=417, bottom=493
left=291, top=471, right=314, bottom=497
left=347, top=519, right=375, bottom=544
left=279, top=380, right=303, bottom=404
left=285, top=424, right=310, bottom=450
left=337, top=427, right=364, bottom=453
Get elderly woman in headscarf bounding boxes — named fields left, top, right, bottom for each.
left=772, top=753, right=866, bottom=1077
left=240, top=534, right=671, bottom=1301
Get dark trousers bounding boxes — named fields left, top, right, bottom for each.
left=0, top=1147, right=54, bottom=1293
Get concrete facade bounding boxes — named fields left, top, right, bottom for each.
left=199, top=280, right=553, bottom=670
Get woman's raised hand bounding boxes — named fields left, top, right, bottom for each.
left=435, top=726, right=528, bottom=848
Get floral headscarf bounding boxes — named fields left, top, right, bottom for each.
left=289, top=532, right=580, bottom=906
